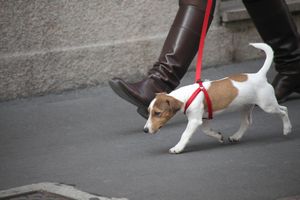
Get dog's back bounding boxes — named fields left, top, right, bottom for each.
left=181, top=43, right=275, bottom=115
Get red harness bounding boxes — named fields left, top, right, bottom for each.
left=183, top=81, right=213, bottom=119
left=184, top=0, right=213, bottom=119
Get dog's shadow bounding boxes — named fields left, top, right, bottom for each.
left=149, top=132, right=297, bottom=155
left=184, top=133, right=297, bottom=154
left=113, top=115, right=187, bottom=136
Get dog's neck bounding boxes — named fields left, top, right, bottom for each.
left=168, top=82, right=211, bottom=110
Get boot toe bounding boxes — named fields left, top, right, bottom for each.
left=109, top=78, right=150, bottom=119
left=109, top=78, right=144, bottom=107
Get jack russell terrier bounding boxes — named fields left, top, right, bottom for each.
left=144, top=43, right=292, bottom=154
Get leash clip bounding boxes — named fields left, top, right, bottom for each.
left=196, top=79, right=204, bottom=89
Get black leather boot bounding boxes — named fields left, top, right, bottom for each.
left=109, top=0, right=216, bottom=118
left=243, top=0, right=300, bottom=102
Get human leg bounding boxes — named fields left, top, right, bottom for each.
left=109, top=0, right=216, bottom=118
left=243, top=0, right=300, bottom=102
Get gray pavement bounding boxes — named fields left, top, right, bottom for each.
left=0, top=59, right=300, bottom=200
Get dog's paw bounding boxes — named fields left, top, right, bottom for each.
left=228, top=137, right=240, bottom=144
left=283, top=126, right=292, bottom=136
left=218, top=132, right=224, bottom=143
left=219, top=136, right=225, bottom=143
left=169, top=146, right=184, bottom=154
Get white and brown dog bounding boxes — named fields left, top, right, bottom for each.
left=144, top=43, right=292, bottom=154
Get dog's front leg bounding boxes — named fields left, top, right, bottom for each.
left=201, top=120, right=224, bottom=143
left=169, top=119, right=202, bottom=154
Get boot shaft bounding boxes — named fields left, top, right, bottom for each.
left=243, top=0, right=300, bottom=73
left=149, top=0, right=216, bottom=90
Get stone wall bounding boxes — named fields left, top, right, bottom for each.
left=0, top=0, right=300, bottom=101
left=0, top=0, right=178, bottom=101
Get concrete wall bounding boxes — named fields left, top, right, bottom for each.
left=0, top=0, right=178, bottom=101
left=0, top=0, right=299, bottom=101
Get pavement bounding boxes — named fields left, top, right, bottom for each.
left=0, top=59, right=299, bottom=200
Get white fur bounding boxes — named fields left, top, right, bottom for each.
left=144, top=99, right=156, bottom=133
left=144, top=43, right=292, bottom=154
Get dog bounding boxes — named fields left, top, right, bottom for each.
left=144, top=43, right=292, bottom=154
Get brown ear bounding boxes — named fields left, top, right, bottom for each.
left=167, top=96, right=183, bottom=113
left=155, top=92, right=167, bottom=97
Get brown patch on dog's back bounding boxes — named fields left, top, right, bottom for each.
left=229, top=74, right=248, bottom=82
left=205, top=74, right=247, bottom=111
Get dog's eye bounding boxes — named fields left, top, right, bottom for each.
left=154, top=111, right=162, bottom=117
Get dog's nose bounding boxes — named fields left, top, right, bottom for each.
left=143, top=127, right=149, bottom=134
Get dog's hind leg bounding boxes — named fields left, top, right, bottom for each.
left=169, top=119, right=202, bottom=154
left=278, top=106, right=291, bottom=135
left=279, top=106, right=292, bottom=135
left=256, top=85, right=292, bottom=136
left=257, top=84, right=292, bottom=135
left=229, top=105, right=254, bottom=143
left=201, top=120, right=224, bottom=143
left=258, top=103, right=292, bottom=136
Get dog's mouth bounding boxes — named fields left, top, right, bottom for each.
left=145, top=125, right=163, bottom=135
left=155, top=126, right=163, bottom=133
left=150, top=127, right=162, bottom=134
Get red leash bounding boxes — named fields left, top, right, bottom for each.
left=195, top=0, right=213, bottom=82
left=184, top=0, right=213, bottom=119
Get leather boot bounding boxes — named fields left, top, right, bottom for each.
left=109, top=0, right=216, bottom=118
left=243, top=0, right=300, bottom=102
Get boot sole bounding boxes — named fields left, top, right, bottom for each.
left=108, top=80, right=149, bottom=119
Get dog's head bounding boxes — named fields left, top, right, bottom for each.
left=144, top=93, right=183, bottom=134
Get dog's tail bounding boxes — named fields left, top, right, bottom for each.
left=250, top=43, right=274, bottom=77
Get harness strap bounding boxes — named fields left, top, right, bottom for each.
left=184, top=85, right=202, bottom=115
left=199, top=81, right=213, bottom=119
left=184, top=81, right=213, bottom=119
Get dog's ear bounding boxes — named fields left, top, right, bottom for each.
left=155, top=92, right=167, bottom=97
left=166, top=96, right=183, bottom=113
